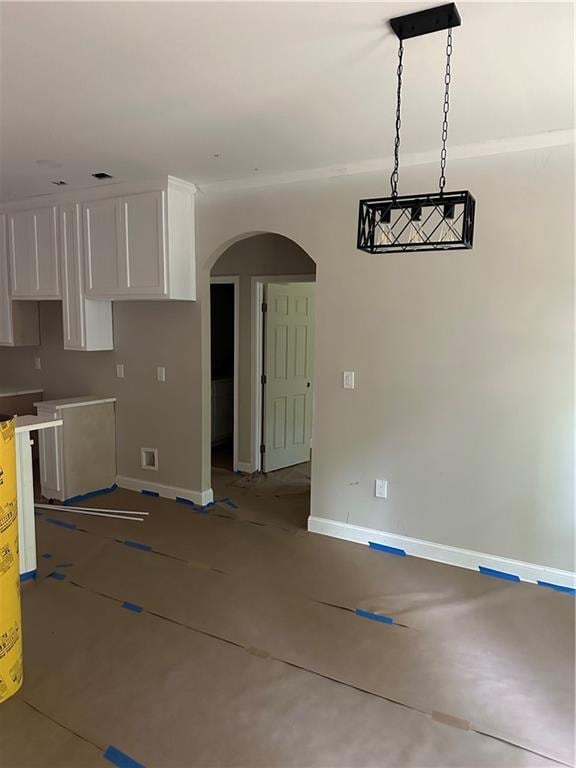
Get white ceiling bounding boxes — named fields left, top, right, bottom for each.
left=1, top=2, right=573, bottom=201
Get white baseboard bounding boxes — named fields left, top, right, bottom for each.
left=237, top=462, right=256, bottom=474
left=307, top=516, right=576, bottom=590
left=117, top=475, right=214, bottom=507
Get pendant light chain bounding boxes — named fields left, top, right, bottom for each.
left=390, top=38, right=404, bottom=198
left=439, top=28, right=453, bottom=194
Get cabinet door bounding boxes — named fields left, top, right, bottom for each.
left=38, top=419, right=63, bottom=498
left=0, top=214, right=13, bottom=343
left=8, top=210, right=36, bottom=297
left=118, top=191, right=166, bottom=296
left=8, top=207, right=59, bottom=298
left=83, top=198, right=120, bottom=296
left=34, top=206, right=60, bottom=297
left=60, top=204, right=84, bottom=349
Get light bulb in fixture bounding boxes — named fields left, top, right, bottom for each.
left=375, top=208, right=392, bottom=246
left=408, top=206, right=423, bottom=244
left=439, top=203, right=456, bottom=243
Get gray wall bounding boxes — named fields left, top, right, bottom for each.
left=211, top=234, right=315, bottom=465
left=198, top=144, right=575, bottom=571
left=0, top=299, right=202, bottom=490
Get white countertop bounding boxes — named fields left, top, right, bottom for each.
left=0, top=387, right=44, bottom=397
left=34, top=396, right=116, bottom=411
left=15, top=415, right=63, bottom=433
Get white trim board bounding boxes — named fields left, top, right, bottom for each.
left=117, top=475, right=214, bottom=507
left=210, top=275, right=240, bottom=472
left=307, top=517, right=576, bottom=590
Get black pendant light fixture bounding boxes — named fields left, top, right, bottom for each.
left=357, top=3, right=475, bottom=254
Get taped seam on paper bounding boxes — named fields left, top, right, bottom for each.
left=122, top=540, right=152, bottom=552
left=103, top=745, right=145, bottom=768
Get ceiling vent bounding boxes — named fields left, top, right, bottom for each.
left=91, top=172, right=113, bottom=180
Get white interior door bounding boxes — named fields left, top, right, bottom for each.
left=263, top=282, right=315, bottom=472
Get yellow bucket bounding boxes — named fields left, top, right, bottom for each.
left=0, top=415, right=23, bottom=702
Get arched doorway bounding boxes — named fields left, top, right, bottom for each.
left=209, top=233, right=316, bottom=528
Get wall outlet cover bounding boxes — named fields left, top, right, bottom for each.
left=343, top=371, right=355, bottom=389
left=141, top=447, right=158, bottom=471
left=116, top=364, right=125, bottom=379
left=375, top=479, right=388, bottom=499
left=34, top=356, right=41, bottom=370
left=156, top=366, right=166, bottom=382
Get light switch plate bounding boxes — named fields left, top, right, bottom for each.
left=34, top=356, right=41, bottom=370
left=375, top=479, right=388, bottom=499
left=156, top=366, right=166, bottom=382
left=343, top=371, right=355, bottom=389
left=116, top=364, right=125, bottom=379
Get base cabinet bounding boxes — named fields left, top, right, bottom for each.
left=36, top=397, right=116, bottom=502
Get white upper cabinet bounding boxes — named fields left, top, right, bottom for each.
left=60, top=203, right=113, bottom=351
left=8, top=206, right=60, bottom=299
left=0, top=214, right=40, bottom=346
left=118, top=191, right=166, bottom=296
left=83, top=197, right=120, bottom=296
left=82, top=178, right=195, bottom=300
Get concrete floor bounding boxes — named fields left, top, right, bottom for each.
left=0, top=463, right=573, bottom=767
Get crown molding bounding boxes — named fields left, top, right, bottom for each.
left=198, top=128, right=574, bottom=195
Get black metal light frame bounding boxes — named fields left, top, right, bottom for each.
left=357, top=4, right=476, bottom=255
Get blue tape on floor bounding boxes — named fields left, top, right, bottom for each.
left=355, top=608, right=394, bottom=624
left=176, top=497, right=209, bottom=513
left=42, top=553, right=52, bottom=559
left=48, top=571, right=66, bottom=581
left=478, top=566, right=520, bottom=582
left=103, top=746, right=145, bottom=768
left=20, top=570, right=37, bottom=583
left=123, top=540, right=152, bottom=552
left=224, top=499, right=239, bottom=509
left=46, top=518, right=77, bottom=530
left=63, top=483, right=118, bottom=506
left=141, top=490, right=159, bottom=497
left=368, top=541, right=407, bottom=557
left=122, top=601, right=143, bottom=613
left=537, top=580, right=576, bottom=596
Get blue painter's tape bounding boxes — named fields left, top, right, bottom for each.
left=63, top=483, right=117, bottom=506
left=479, top=566, right=520, bottom=582
left=42, top=553, right=52, bottom=559
left=224, top=499, right=239, bottom=509
left=123, top=540, right=152, bottom=552
left=176, top=497, right=208, bottom=513
left=141, top=490, right=159, bottom=497
left=48, top=571, right=66, bottom=581
left=368, top=541, right=407, bottom=557
left=122, top=601, right=143, bottom=613
left=103, top=745, right=145, bottom=768
left=20, top=569, right=37, bottom=583
left=46, top=518, right=77, bottom=530
left=537, top=580, right=576, bottom=596
left=355, top=608, right=394, bottom=625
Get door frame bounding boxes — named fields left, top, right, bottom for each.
left=251, top=274, right=316, bottom=473
left=210, top=276, right=240, bottom=472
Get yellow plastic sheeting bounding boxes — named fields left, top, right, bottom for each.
left=0, top=416, right=23, bottom=702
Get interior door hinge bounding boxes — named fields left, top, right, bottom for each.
left=261, top=302, right=267, bottom=313
left=260, top=444, right=266, bottom=454
left=261, top=374, right=267, bottom=385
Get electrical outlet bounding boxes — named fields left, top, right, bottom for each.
left=156, top=366, right=166, bottom=382
left=375, top=479, right=388, bottom=499
left=34, top=356, right=41, bottom=370
left=141, top=448, right=158, bottom=471
left=116, top=364, right=125, bottom=379
left=343, top=371, right=355, bottom=389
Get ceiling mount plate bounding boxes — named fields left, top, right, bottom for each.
left=390, top=3, right=461, bottom=40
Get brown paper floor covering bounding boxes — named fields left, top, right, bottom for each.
left=0, top=462, right=573, bottom=768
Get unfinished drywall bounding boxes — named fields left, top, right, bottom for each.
left=0, top=300, right=203, bottom=494
left=211, top=234, right=315, bottom=467
left=197, top=142, right=575, bottom=572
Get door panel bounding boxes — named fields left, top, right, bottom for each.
left=83, top=198, right=119, bottom=296
left=118, top=191, right=166, bottom=295
left=60, top=204, right=84, bottom=348
left=35, top=207, right=60, bottom=297
left=263, top=282, right=315, bottom=472
left=8, top=211, right=36, bottom=296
